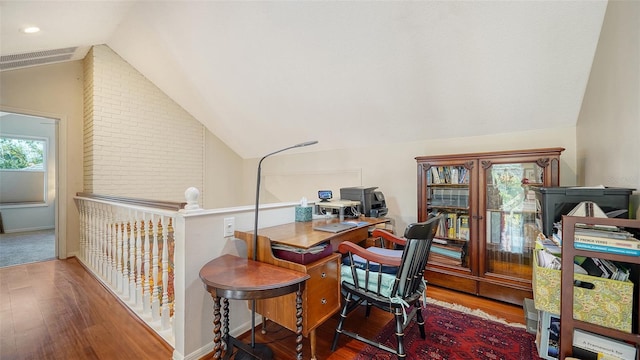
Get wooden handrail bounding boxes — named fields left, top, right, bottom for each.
left=76, top=192, right=186, bottom=211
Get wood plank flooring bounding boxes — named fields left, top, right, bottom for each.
left=0, top=258, right=173, bottom=360
left=0, top=258, right=525, bottom=360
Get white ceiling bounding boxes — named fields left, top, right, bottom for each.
left=1, top=1, right=608, bottom=159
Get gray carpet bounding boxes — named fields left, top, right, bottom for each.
left=0, top=229, right=56, bottom=268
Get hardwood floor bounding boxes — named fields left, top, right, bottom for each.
left=0, top=258, right=525, bottom=360
left=0, top=258, right=172, bottom=360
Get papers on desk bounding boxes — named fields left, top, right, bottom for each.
left=342, top=221, right=370, bottom=227
left=271, top=242, right=329, bottom=254
left=313, top=222, right=358, bottom=233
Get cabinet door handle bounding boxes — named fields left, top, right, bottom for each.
left=321, top=298, right=327, bottom=305
left=321, top=272, right=326, bottom=278
left=472, top=215, right=484, bottom=220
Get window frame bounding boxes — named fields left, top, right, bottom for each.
left=0, top=134, right=49, bottom=207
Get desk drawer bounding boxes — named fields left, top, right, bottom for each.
left=255, top=253, right=341, bottom=335
left=305, top=254, right=341, bottom=329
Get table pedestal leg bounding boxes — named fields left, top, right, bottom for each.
left=222, top=298, right=229, bottom=352
left=295, top=287, right=304, bottom=360
left=211, top=295, right=222, bottom=359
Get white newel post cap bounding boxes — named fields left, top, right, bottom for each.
left=183, top=187, right=201, bottom=211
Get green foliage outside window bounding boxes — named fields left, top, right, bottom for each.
left=0, top=137, right=45, bottom=170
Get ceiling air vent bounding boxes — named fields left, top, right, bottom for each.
left=1, top=46, right=89, bottom=71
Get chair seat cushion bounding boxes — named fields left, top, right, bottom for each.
left=340, top=264, right=427, bottom=299
left=340, top=264, right=397, bottom=297
left=341, top=247, right=403, bottom=274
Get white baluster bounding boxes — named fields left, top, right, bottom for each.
left=104, top=204, right=112, bottom=279
left=129, top=214, right=137, bottom=304
left=122, top=221, right=130, bottom=300
left=90, top=204, right=98, bottom=270
left=136, top=214, right=143, bottom=310
left=116, top=222, right=124, bottom=293
left=143, top=216, right=151, bottom=316
left=111, top=220, right=118, bottom=287
left=152, top=215, right=160, bottom=322
left=105, top=218, right=112, bottom=285
left=99, top=204, right=107, bottom=278
left=78, top=201, right=86, bottom=262
left=161, top=216, right=170, bottom=329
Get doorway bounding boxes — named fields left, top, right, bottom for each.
left=0, top=111, right=58, bottom=267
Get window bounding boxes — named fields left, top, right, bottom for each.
left=0, top=136, right=47, bottom=204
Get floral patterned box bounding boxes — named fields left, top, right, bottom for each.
left=532, top=251, right=633, bottom=333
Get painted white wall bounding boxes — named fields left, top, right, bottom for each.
left=241, top=127, right=577, bottom=233
left=576, top=0, right=640, bottom=218
left=0, top=61, right=84, bottom=258
left=174, top=202, right=299, bottom=360
left=0, top=113, right=56, bottom=232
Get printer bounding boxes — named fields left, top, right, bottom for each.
left=340, top=186, right=388, bottom=217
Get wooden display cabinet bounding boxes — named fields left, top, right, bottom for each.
left=416, top=147, right=564, bottom=305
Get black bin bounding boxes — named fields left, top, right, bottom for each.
left=534, top=186, right=635, bottom=237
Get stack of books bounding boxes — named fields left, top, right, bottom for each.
left=554, top=222, right=640, bottom=257
left=572, top=225, right=640, bottom=256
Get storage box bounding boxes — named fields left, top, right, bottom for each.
left=523, top=298, right=538, bottom=335
left=534, top=187, right=634, bottom=237
left=532, top=251, right=634, bottom=333
left=295, top=205, right=312, bottom=222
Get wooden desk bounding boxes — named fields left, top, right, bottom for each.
left=234, top=216, right=388, bottom=360
left=199, top=254, right=310, bottom=360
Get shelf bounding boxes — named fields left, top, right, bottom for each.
left=428, top=183, right=470, bottom=188
left=559, top=215, right=640, bottom=360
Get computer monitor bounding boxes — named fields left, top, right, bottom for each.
left=318, top=190, right=332, bottom=202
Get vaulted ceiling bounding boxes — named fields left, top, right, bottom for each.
left=1, top=1, right=608, bottom=159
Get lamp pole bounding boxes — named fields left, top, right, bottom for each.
left=246, top=140, right=318, bottom=358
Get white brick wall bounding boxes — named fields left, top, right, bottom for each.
left=83, top=45, right=204, bottom=202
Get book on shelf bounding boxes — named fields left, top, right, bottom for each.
left=573, top=242, right=640, bottom=257
left=575, top=226, right=635, bottom=240
left=446, top=213, right=458, bottom=239
left=431, top=167, right=441, bottom=184
left=458, top=215, right=470, bottom=240
left=577, top=256, right=630, bottom=281
left=431, top=244, right=463, bottom=260
left=450, top=167, right=458, bottom=184
left=459, top=167, right=468, bottom=184
left=572, top=328, right=636, bottom=360
left=574, top=233, right=640, bottom=249
left=487, top=211, right=502, bottom=244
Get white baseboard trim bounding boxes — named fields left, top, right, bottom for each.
left=2, top=226, right=54, bottom=233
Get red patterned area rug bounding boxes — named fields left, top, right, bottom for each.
left=354, top=299, right=541, bottom=360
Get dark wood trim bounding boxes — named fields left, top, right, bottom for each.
left=76, top=192, right=186, bottom=211
left=415, top=147, right=565, bottom=162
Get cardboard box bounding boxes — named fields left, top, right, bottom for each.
left=532, top=250, right=634, bottom=333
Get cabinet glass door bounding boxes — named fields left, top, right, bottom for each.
left=426, top=164, right=472, bottom=271
left=483, top=161, right=542, bottom=279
